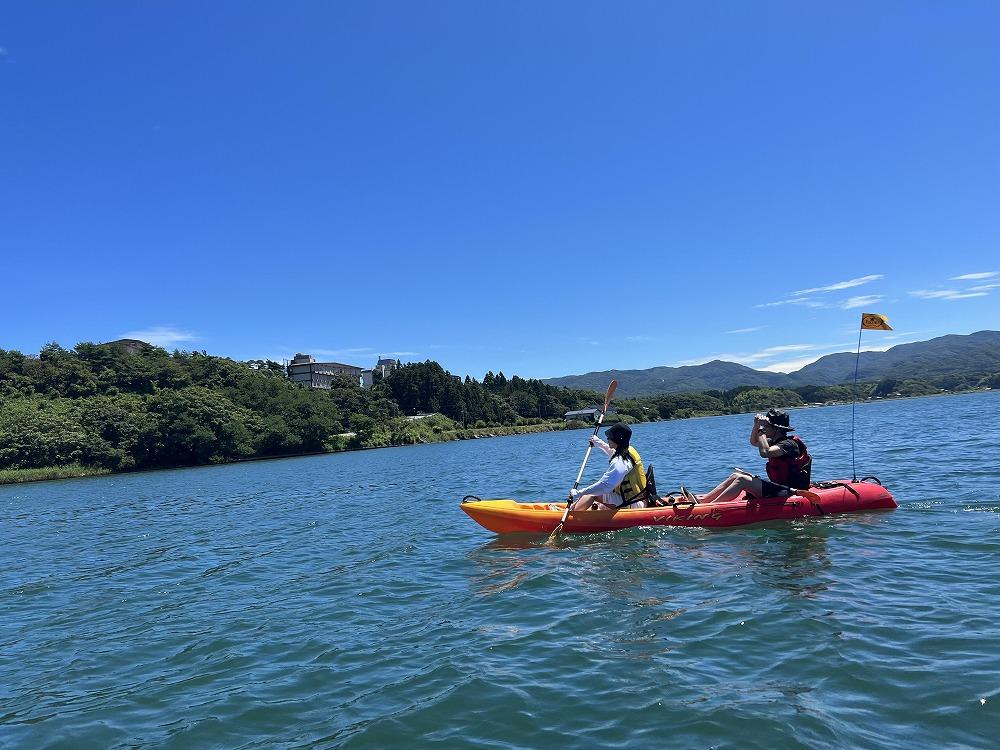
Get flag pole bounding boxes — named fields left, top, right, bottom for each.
left=851, top=324, right=863, bottom=482
left=851, top=313, right=893, bottom=483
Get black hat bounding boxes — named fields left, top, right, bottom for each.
left=605, top=423, right=632, bottom=444
left=761, top=409, right=794, bottom=431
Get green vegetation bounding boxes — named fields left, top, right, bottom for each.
left=0, top=464, right=111, bottom=484
left=1, top=340, right=995, bottom=483
left=0, top=343, right=601, bottom=481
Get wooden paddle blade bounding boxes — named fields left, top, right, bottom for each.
left=604, top=380, right=617, bottom=412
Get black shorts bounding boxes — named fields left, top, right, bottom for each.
left=759, top=479, right=790, bottom=498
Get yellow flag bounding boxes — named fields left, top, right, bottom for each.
left=860, top=313, right=893, bottom=331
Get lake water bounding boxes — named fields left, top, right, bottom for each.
left=2, top=392, right=999, bottom=748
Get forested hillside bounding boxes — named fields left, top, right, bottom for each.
left=0, top=343, right=600, bottom=475
left=2, top=340, right=995, bottom=481
left=543, top=331, right=1000, bottom=396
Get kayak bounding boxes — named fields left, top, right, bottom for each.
left=460, top=479, right=896, bottom=534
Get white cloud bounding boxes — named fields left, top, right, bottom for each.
left=312, top=347, right=376, bottom=357
left=950, top=272, right=997, bottom=281
left=754, top=297, right=820, bottom=309
left=672, top=342, right=834, bottom=368
left=841, top=294, right=883, bottom=310
left=968, top=283, right=1000, bottom=292
left=307, top=347, right=419, bottom=361
left=726, top=326, right=764, bottom=334
left=119, top=325, right=199, bottom=348
left=760, top=355, right=829, bottom=373
left=909, top=289, right=990, bottom=301
left=792, top=274, right=883, bottom=296
left=626, top=335, right=656, bottom=343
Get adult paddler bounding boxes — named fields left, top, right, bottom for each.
left=568, top=423, right=648, bottom=510
left=686, top=408, right=812, bottom=504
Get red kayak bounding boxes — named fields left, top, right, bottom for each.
left=460, top=479, right=896, bottom=534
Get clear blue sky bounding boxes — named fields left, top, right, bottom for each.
left=3, top=2, right=998, bottom=379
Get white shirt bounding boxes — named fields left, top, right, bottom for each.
left=577, top=437, right=631, bottom=506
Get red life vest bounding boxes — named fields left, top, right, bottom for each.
left=765, top=435, right=812, bottom=489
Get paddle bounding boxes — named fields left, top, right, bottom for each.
left=547, top=380, right=617, bottom=542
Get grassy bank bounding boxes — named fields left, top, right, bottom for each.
left=0, top=464, right=112, bottom=485
left=0, top=419, right=577, bottom=485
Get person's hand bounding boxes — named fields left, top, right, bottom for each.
left=588, top=436, right=597, bottom=446
left=568, top=488, right=580, bottom=501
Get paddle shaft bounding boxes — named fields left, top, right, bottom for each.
left=557, top=381, right=617, bottom=526
left=572, top=415, right=606, bottom=489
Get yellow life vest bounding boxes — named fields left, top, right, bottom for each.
left=615, top=446, right=647, bottom=502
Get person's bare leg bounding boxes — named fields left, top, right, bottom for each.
left=571, top=493, right=600, bottom=511
left=700, top=471, right=752, bottom=503
left=696, top=472, right=738, bottom=503
left=710, top=474, right=765, bottom=503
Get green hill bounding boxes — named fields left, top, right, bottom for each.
left=544, top=330, right=1000, bottom=396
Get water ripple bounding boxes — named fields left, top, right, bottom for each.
left=2, top=392, right=999, bottom=748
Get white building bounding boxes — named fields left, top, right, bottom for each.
left=287, top=353, right=363, bottom=389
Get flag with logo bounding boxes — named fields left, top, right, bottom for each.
left=860, top=313, right=892, bottom=331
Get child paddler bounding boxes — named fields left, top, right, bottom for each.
left=568, top=423, right=648, bottom=510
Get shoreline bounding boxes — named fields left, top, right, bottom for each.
left=2, top=388, right=994, bottom=487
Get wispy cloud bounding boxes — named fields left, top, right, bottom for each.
left=626, top=335, right=656, bottom=343
left=909, top=289, right=989, bottom=301
left=969, top=283, right=1000, bottom=292
left=950, top=272, right=997, bottom=281
left=313, top=347, right=376, bottom=357
left=759, top=355, right=831, bottom=373
left=754, top=297, right=822, bottom=309
left=309, top=347, right=419, bottom=360
left=726, top=326, right=764, bottom=334
left=841, top=294, right=883, bottom=310
left=119, top=325, right=199, bottom=349
left=672, top=342, right=835, bottom=368
left=792, top=274, right=883, bottom=296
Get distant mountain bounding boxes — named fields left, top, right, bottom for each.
left=543, top=330, right=1000, bottom=397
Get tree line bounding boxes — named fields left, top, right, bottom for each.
left=1, top=341, right=995, bottom=477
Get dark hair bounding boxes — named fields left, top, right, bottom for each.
left=605, top=423, right=635, bottom=466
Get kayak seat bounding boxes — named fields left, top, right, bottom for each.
left=619, top=464, right=661, bottom=508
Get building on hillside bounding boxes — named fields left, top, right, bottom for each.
left=361, top=357, right=401, bottom=389
left=564, top=408, right=616, bottom=423
left=564, top=408, right=601, bottom=423
left=287, top=353, right=362, bottom=389
left=375, top=357, right=397, bottom=377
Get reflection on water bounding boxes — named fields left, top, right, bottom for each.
left=742, top=523, right=833, bottom=598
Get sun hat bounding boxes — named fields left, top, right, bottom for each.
left=760, top=409, right=794, bottom=431
left=605, top=423, right=632, bottom=444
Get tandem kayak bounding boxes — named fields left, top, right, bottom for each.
left=460, top=479, right=896, bottom=535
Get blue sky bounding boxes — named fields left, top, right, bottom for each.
left=3, top=2, right=998, bottom=379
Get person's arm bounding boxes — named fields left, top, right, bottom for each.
left=757, top=435, right=793, bottom=459
left=750, top=415, right=764, bottom=446
left=589, top=435, right=613, bottom=458
left=577, top=458, right=628, bottom=497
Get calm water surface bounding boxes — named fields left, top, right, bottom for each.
left=2, top=392, right=999, bottom=748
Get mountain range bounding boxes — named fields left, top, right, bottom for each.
left=542, top=331, right=1000, bottom=397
